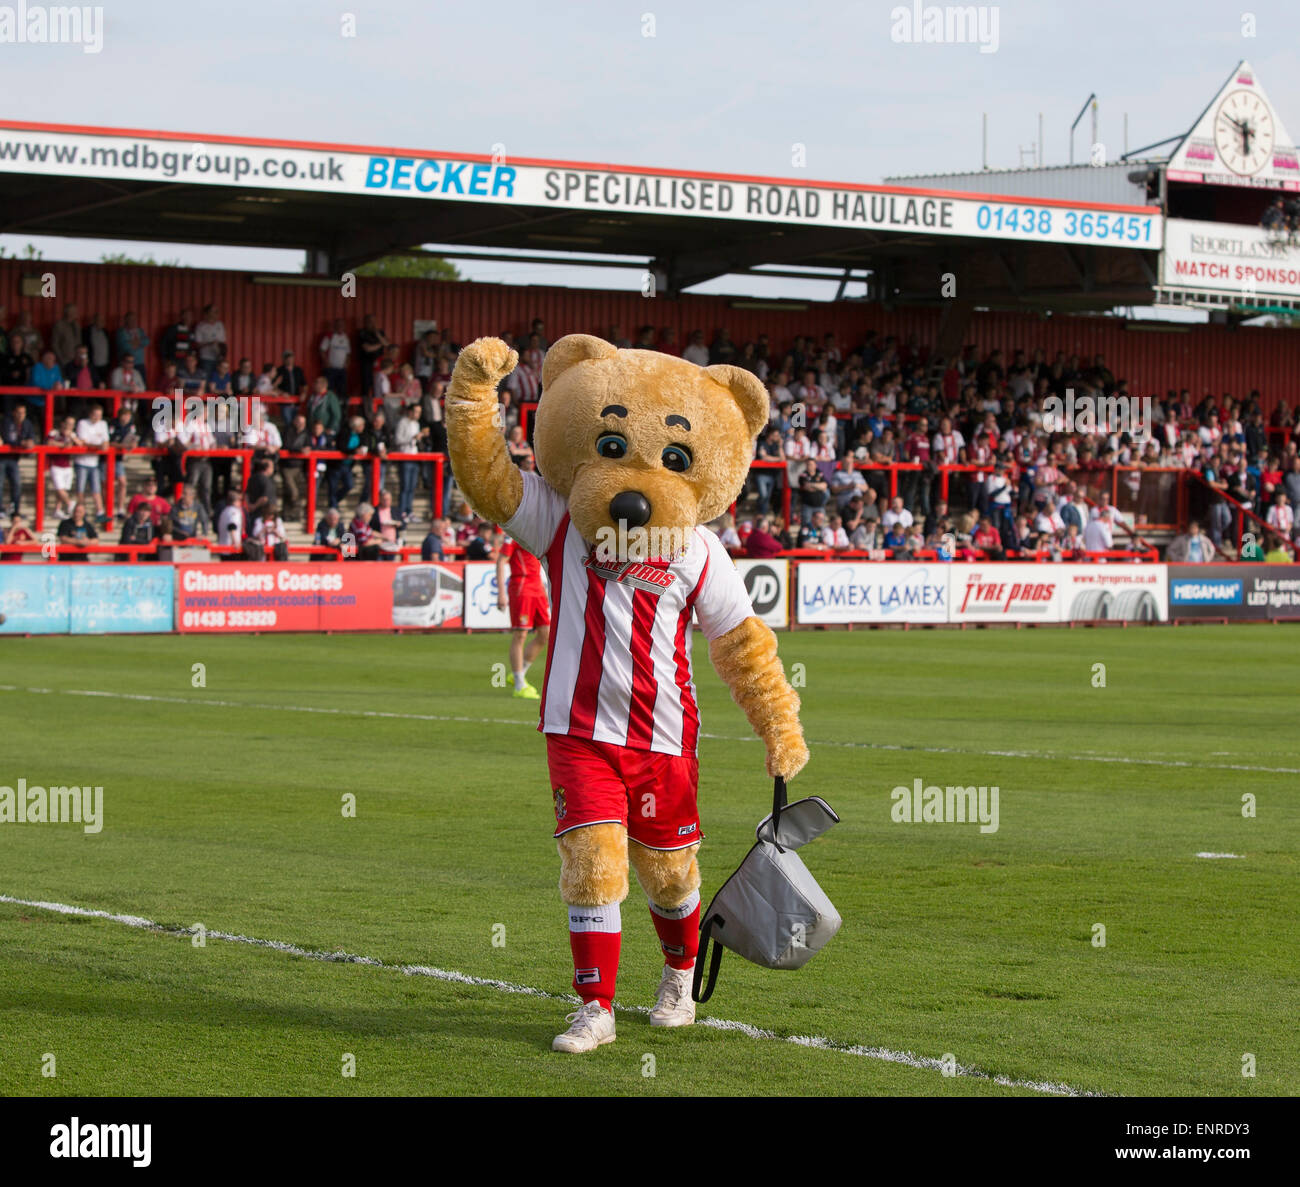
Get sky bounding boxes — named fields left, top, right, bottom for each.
left=1, top=0, right=1297, bottom=306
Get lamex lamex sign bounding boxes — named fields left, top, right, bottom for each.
left=0, top=121, right=1162, bottom=250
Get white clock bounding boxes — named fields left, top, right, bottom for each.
left=1214, top=89, right=1274, bottom=175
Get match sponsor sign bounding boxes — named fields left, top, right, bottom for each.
left=796, top=562, right=949, bottom=624
left=68, top=565, right=174, bottom=633
left=1161, top=219, right=1300, bottom=300
left=0, top=565, right=70, bottom=633
left=1059, top=566, right=1167, bottom=623
left=464, top=561, right=511, bottom=630
left=1168, top=564, right=1300, bottom=620
left=735, top=558, right=789, bottom=628
left=0, top=121, right=1161, bottom=248
left=176, top=561, right=464, bottom=632
left=948, top=564, right=1061, bottom=622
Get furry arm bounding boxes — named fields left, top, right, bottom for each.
left=445, top=337, right=523, bottom=526
left=709, top=615, right=809, bottom=779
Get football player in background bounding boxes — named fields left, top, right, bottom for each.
left=497, top=534, right=551, bottom=699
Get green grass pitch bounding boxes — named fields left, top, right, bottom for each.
left=0, top=625, right=1296, bottom=1096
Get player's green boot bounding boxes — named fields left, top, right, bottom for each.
left=512, top=682, right=540, bottom=700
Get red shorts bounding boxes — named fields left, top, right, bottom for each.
left=508, top=582, right=550, bottom=629
left=546, top=733, right=701, bottom=851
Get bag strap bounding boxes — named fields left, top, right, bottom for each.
left=692, top=914, right=725, bottom=1003
left=771, top=776, right=788, bottom=848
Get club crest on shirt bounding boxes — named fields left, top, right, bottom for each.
left=584, top=555, right=679, bottom=595
left=553, top=787, right=567, bottom=820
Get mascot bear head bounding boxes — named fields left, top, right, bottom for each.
left=532, top=334, right=769, bottom=560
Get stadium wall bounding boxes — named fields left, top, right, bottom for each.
left=2, top=259, right=1299, bottom=411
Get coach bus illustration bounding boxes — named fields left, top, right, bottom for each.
left=391, top=564, right=463, bottom=628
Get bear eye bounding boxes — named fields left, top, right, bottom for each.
left=596, top=433, right=627, bottom=459
left=662, top=445, right=692, bottom=473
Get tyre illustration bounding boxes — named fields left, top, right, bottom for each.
left=1069, top=589, right=1113, bottom=621
left=1111, top=589, right=1159, bottom=622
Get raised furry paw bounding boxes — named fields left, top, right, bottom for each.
left=453, top=337, right=519, bottom=387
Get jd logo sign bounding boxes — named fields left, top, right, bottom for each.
left=744, top=564, right=782, bottom=616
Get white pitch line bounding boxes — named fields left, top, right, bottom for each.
left=0, top=893, right=1096, bottom=1097
left=1, top=683, right=1296, bottom=775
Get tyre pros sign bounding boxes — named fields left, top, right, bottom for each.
left=1168, top=565, right=1300, bottom=619
left=735, top=559, right=789, bottom=628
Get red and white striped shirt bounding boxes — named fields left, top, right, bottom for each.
left=504, top=471, right=754, bottom=757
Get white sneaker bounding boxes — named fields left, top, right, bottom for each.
left=648, top=964, right=696, bottom=1028
left=552, top=1000, right=616, bottom=1053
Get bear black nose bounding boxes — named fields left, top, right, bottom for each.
left=609, top=491, right=652, bottom=528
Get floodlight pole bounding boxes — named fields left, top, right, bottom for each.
left=1070, top=93, right=1097, bottom=165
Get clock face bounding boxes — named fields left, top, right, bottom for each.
left=1214, top=89, right=1274, bottom=175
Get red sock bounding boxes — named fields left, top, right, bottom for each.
left=567, top=903, right=621, bottom=1011
left=649, top=891, right=700, bottom=971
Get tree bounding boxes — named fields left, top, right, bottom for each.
left=100, top=251, right=183, bottom=267
left=0, top=243, right=43, bottom=259
left=352, top=253, right=462, bottom=281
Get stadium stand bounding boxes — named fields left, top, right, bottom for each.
left=3, top=288, right=1299, bottom=567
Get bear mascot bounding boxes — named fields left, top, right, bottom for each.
left=446, top=334, right=808, bottom=1052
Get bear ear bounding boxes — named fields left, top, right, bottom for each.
left=705, top=364, right=769, bottom=440
left=541, top=334, right=618, bottom=389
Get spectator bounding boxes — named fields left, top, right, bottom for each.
left=348, top=502, right=379, bottom=560
left=681, top=330, right=709, bottom=367
left=216, top=491, right=244, bottom=549
left=1266, top=488, right=1295, bottom=539
left=13, top=310, right=42, bottom=357
left=420, top=516, right=448, bottom=561
left=51, top=302, right=82, bottom=366
left=108, top=353, right=146, bottom=399
left=119, top=502, right=157, bottom=549
left=46, top=415, right=80, bottom=519
left=83, top=312, right=111, bottom=373
left=320, top=317, right=351, bottom=396
left=357, top=314, right=389, bottom=405
left=31, top=349, right=65, bottom=395
left=395, top=403, right=425, bottom=521
left=796, top=458, right=829, bottom=525
left=175, top=351, right=207, bottom=397
left=1, top=511, right=36, bottom=561
left=315, top=506, right=346, bottom=555
left=73, top=403, right=110, bottom=519
left=160, top=307, right=196, bottom=366
left=464, top=520, right=497, bottom=560
left=1082, top=505, right=1115, bottom=556
left=127, top=475, right=172, bottom=527
left=275, top=350, right=307, bottom=399
left=252, top=500, right=289, bottom=561
left=55, top=499, right=98, bottom=559
left=169, top=486, right=210, bottom=540
left=281, top=411, right=311, bottom=517
left=193, top=304, right=227, bottom=375
left=115, top=312, right=151, bottom=383
left=1, top=332, right=34, bottom=405
left=245, top=457, right=277, bottom=521
left=1, top=402, right=38, bottom=516
left=1167, top=519, right=1215, bottom=563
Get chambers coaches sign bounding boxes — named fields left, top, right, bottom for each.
left=1168, top=565, right=1300, bottom=619
left=0, top=121, right=1161, bottom=249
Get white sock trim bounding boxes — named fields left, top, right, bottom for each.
left=567, top=902, right=621, bottom=933
left=648, top=889, right=700, bottom=921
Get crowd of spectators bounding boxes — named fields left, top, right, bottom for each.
left=3, top=302, right=1300, bottom=564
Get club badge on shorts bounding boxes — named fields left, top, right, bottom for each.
left=553, top=787, right=567, bottom=821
